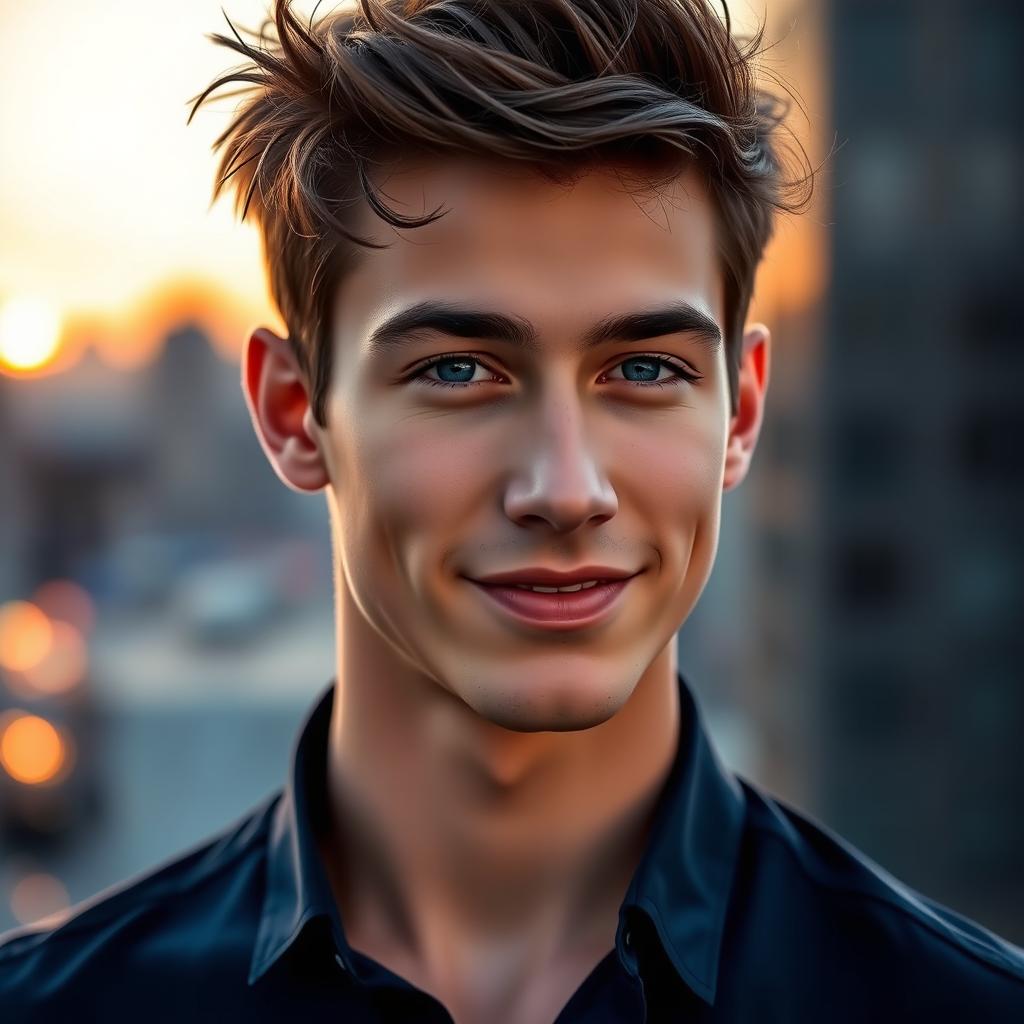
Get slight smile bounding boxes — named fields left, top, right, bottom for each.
left=464, top=572, right=643, bottom=632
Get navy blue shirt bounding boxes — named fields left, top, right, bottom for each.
left=2, top=671, right=1022, bottom=1021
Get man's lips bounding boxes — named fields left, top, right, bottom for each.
left=466, top=575, right=638, bottom=630
left=467, top=566, right=641, bottom=587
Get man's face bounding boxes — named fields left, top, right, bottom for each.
left=298, top=155, right=756, bottom=731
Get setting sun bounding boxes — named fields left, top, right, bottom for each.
left=0, top=296, right=62, bottom=372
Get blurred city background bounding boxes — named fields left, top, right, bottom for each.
left=0, top=0, right=1021, bottom=944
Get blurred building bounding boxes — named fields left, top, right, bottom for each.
left=693, top=0, right=1022, bottom=947
left=811, top=0, right=1021, bottom=942
left=1, top=325, right=323, bottom=587
left=143, top=323, right=307, bottom=536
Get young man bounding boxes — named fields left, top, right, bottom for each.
left=2, top=1, right=1022, bottom=1021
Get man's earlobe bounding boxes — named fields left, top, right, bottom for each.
left=241, top=326, right=331, bottom=494
left=722, top=322, right=771, bottom=493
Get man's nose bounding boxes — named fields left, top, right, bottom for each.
left=500, top=391, right=618, bottom=533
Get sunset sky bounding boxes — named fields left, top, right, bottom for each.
left=0, top=0, right=284, bottom=371
left=0, top=1, right=813, bottom=376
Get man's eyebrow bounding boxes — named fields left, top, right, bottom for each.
left=365, top=299, right=723, bottom=354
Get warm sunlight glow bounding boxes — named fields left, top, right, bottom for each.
left=0, top=712, right=71, bottom=786
left=0, top=296, right=62, bottom=372
left=0, top=1, right=276, bottom=370
left=0, top=601, right=54, bottom=673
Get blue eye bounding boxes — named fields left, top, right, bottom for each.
left=408, top=354, right=701, bottom=391
left=608, top=356, right=701, bottom=388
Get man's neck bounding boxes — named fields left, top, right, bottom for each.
left=318, top=613, right=681, bottom=1014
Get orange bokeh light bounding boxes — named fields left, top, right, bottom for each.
left=10, top=872, right=71, bottom=927
left=0, top=711, right=72, bottom=786
left=17, top=620, right=88, bottom=696
left=0, top=601, right=53, bottom=673
left=31, top=579, right=97, bottom=636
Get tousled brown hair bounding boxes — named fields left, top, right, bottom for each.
left=189, top=0, right=816, bottom=425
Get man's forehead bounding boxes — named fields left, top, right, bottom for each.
left=336, top=153, right=723, bottom=348
left=353, top=151, right=713, bottom=243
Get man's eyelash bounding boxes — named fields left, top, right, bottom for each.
left=406, top=353, right=702, bottom=391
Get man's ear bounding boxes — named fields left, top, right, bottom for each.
left=241, top=326, right=330, bottom=494
left=722, top=322, right=771, bottom=493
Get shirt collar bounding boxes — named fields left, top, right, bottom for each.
left=249, top=670, right=746, bottom=1006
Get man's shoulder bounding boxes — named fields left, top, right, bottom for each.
left=0, top=792, right=279, bottom=1017
left=734, top=778, right=1024, bottom=1015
